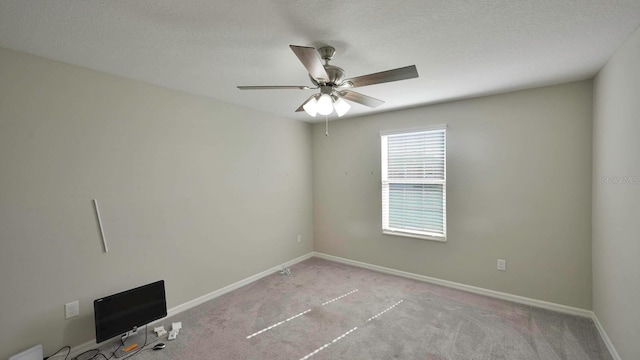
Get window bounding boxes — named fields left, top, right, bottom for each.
left=381, top=126, right=446, bottom=241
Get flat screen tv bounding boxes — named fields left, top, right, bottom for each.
left=94, top=280, right=167, bottom=344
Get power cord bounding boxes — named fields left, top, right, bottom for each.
left=95, top=324, right=150, bottom=360
left=68, top=325, right=139, bottom=360
left=116, top=325, right=151, bottom=360
left=72, top=349, right=99, bottom=360
left=47, top=325, right=156, bottom=360
left=92, top=354, right=110, bottom=360
left=44, top=345, right=71, bottom=360
left=72, top=339, right=120, bottom=360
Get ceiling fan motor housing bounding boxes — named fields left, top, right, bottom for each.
left=308, top=46, right=345, bottom=86
left=309, top=64, right=345, bottom=87
left=324, top=65, right=345, bottom=85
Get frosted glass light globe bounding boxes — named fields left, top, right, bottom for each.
left=303, top=97, right=318, bottom=117
left=317, top=94, right=333, bottom=115
left=333, top=97, right=351, bottom=117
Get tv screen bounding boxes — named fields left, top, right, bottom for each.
left=94, top=280, right=167, bottom=343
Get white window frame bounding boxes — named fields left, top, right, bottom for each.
left=381, top=125, right=447, bottom=242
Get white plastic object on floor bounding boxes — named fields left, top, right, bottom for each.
left=154, top=326, right=167, bottom=336
left=168, top=329, right=179, bottom=340
left=9, top=344, right=43, bottom=360
left=171, top=322, right=182, bottom=331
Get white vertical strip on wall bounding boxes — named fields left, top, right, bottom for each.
left=93, top=199, right=109, bottom=253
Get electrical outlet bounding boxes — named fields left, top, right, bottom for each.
left=65, top=301, right=79, bottom=319
left=297, top=234, right=302, bottom=243
left=497, top=259, right=506, bottom=271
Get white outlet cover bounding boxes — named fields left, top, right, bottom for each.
left=497, top=259, right=507, bottom=271
left=65, top=301, right=79, bottom=319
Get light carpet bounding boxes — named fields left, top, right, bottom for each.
left=102, top=257, right=611, bottom=360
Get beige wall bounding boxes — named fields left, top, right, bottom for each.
left=312, top=81, right=593, bottom=309
left=0, top=41, right=611, bottom=359
left=593, top=27, right=640, bottom=360
left=0, top=47, right=313, bottom=359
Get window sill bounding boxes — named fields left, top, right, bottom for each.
left=383, top=230, right=447, bottom=242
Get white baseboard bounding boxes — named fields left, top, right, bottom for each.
left=166, top=252, right=313, bottom=318
left=312, top=252, right=626, bottom=359
left=312, top=252, right=593, bottom=317
left=65, top=252, right=314, bottom=359
left=65, top=251, right=620, bottom=360
left=592, top=314, right=622, bottom=360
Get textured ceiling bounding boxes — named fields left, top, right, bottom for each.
left=1, top=1, right=639, bottom=123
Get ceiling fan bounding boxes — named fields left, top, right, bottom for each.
left=237, top=45, right=419, bottom=118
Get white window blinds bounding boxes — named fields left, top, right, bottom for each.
left=381, top=127, right=446, bottom=241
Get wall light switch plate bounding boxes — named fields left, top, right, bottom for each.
left=65, top=300, right=79, bottom=319
left=497, top=259, right=507, bottom=271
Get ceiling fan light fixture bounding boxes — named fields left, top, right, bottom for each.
left=303, top=96, right=318, bottom=117
left=237, top=45, right=418, bottom=118
left=317, top=94, right=333, bottom=115
left=333, top=96, right=351, bottom=117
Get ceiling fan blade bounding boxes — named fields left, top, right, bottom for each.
left=343, top=65, right=418, bottom=88
left=290, top=45, right=330, bottom=82
left=338, top=90, right=385, bottom=108
left=237, top=85, right=311, bottom=90
left=295, top=94, right=319, bottom=112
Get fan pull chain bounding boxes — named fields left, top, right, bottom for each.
left=325, top=115, right=329, bottom=136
